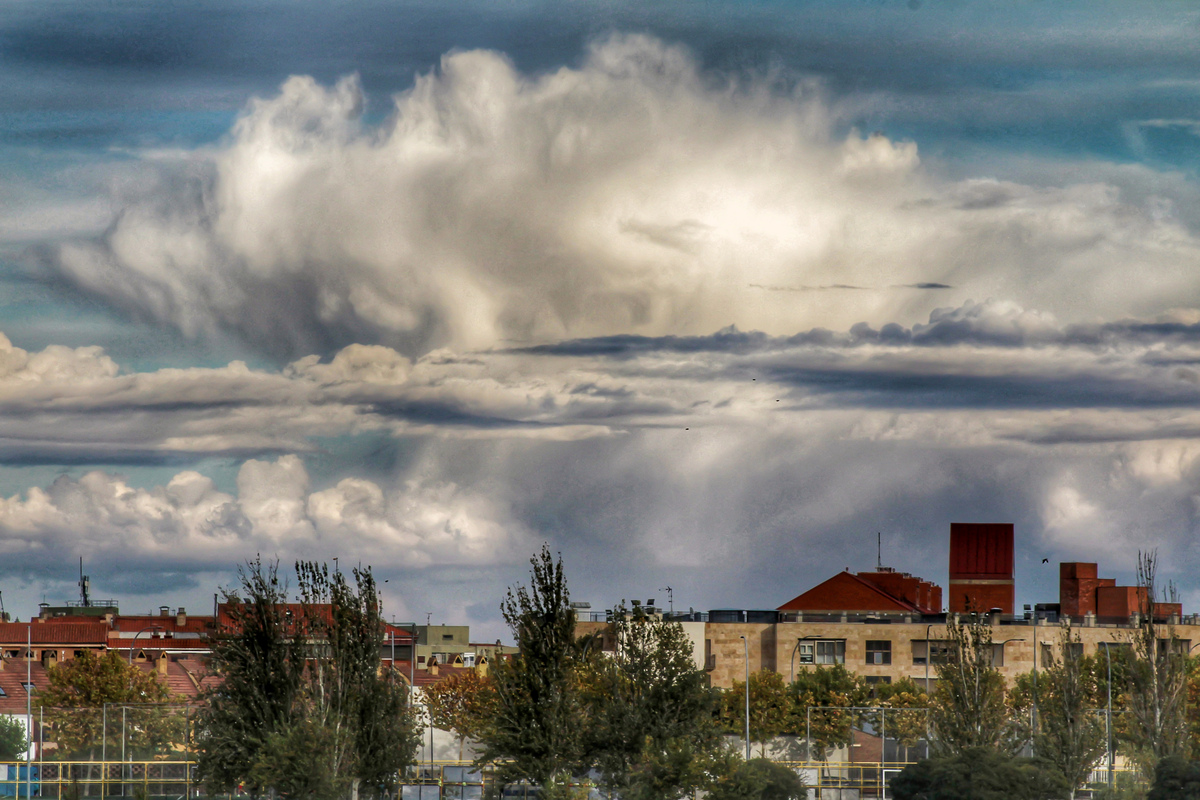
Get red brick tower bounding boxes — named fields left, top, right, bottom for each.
left=948, top=522, right=1014, bottom=614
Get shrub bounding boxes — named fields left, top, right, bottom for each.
left=889, top=747, right=1070, bottom=800
left=706, top=758, right=807, bottom=800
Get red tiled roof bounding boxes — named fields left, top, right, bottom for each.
left=777, top=571, right=921, bottom=613
left=110, top=615, right=214, bottom=635
left=0, top=622, right=108, bottom=645
left=0, top=661, right=50, bottom=714
left=215, top=603, right=414, bottom=643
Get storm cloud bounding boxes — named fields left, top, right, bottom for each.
left=40, top=35, right=1200, bottom=363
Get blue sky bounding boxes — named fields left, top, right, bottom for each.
left=2, top=0, right=1200, bottom=637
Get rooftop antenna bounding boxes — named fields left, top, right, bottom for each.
left=0, top=590, right=6, bottom=622
left=79, top=557, right=91, bottom=608
left=660, top=586, right=674, bottom=615
left=876, top=532, right=882, bottom=570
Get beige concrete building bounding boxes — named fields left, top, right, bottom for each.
left=579, top=611, right=1200, bottom=689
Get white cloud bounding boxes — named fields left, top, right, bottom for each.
left=0, top=456, right=528, bottom=574
left=43, top=35, right=1200, bottom=358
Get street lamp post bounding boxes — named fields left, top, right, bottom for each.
left=982, top=638, right=1025, bottom=742
left=1032, top=609, right=1039, bottom=757
left=1099, top=642, right=1114, bottom=787
left=739, top=635, right=750, bottom=760
left=923, top=622, right=935, bottom=758
left=124, top=625, right=162, bottom=790
left=128, top=625, right=164, bottom=665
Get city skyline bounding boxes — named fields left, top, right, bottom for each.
left=2, top=1, right=1200, bottom=642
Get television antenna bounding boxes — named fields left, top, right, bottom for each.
left=659, top=586, right=674, bottom=615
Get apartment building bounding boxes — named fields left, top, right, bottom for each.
left=578, top=522, right=1197, bottom=689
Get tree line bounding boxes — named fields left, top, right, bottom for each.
left=20, top=547, right=1200, bottom=800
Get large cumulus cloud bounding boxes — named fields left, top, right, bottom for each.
left=44, top=35, right=1200, bottom=359
left=0, top=454, right=529, bottom=602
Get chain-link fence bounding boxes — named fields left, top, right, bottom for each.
left=0, top=704, right=195, bottom=798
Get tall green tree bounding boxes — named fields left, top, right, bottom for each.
left=586, top=604, right=721, bottom=799
left=865, top=678, right=930, bottom=762
left=1125, top=552, right=1189, bottom=775
left=37, top=650, right=175, bottom=760
left=195, top=558, right=306, bottom=794
left=195, top=558, right=419, bottom=800
left=1028, top=627, right=1107, bottom=799
left=722, top=671, right=791, bottom=757
left=476, top=545, right=588, bottom=798
left=787, top=664, right=865, bottom=761
left=929, top=613, right=1014, bottom=754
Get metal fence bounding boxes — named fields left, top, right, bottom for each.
left=0, top=761, right=193, bottom=798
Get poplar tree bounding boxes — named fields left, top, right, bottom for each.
left=476, top=545, right=588, bottom=798
left=1124, top=551, right=1189, bottom=775
left=1033, top=626, right=1106, bottom=799
left=929, top=613, right=1013, bottom=754
left=195, top=558, right=419, bottom=799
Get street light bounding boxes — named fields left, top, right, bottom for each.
left=790, top=636, right=820, bottom=683
left=1031, top=608, right=1039, bottom=757
left=739, top=635, right=750, bottom=760
left=1098, top=642, right=1116, bottom=788
left=978, top=637, right=1025, bottom=742
left=128, top=625, right=164, bottom=665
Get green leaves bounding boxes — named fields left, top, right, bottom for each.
left=706, top=758, right=808, bottom=800
left=478, top=549, right=722, bottom=800
left=586, top=603, right=721, bottom=798
left=0, top=715, right=28, bottom=761
left=478, top=546, right=586, bottom=789
left=37, top=650, right=175, bottom=760
left=194, top=558, right=419, bottom=799
left=890, top=748, right=1071, bottom=800
left=929, top=614, right=1014, bottom=755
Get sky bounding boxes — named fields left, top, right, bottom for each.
left=3, top=0, right=1200, bottom=639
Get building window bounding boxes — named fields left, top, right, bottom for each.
left=1041, top=644, right=1053, bottom=665
left=815, top=640, right=845, bottom=665
left=443, top=634, right=454, bottom=641
left=990, top=643, right=1006, bottom=667
left=865, top=641, right=892, bottom=665
left=798, top=643, right=814, bottom=664
left=864, top=676, right=891, bottom=686
left=912, top=641, right=951, bottom=665
left=1065, top=642, right=1084, bottom=660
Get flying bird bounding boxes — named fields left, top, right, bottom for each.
left=1042, top=558, right=1049, bottom=564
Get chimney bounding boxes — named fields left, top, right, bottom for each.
left=176, top=608, right=186, bottom=627
left=38, top=603, right=50, bottom=620
left=159, top=606, right=170, bottom=618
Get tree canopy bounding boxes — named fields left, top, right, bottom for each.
left=0, top=715, right=28, bottom=762
left=195, top=558, right=419, bottom=800
left=36, top=650, right=175, bottom=760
